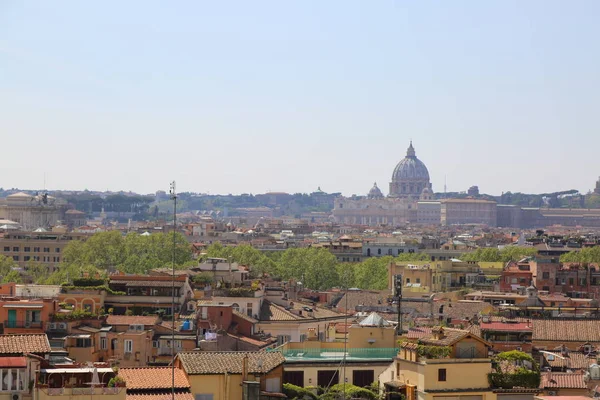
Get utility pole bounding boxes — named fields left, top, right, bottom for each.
left=169, top=181, right=177, bottom=400
left=395, top=274, right=403, bottom=334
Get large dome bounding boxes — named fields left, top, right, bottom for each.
left=389, top=142, right=432, bottom=198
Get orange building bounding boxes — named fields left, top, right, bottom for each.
left=0, top=297, right=57, bottom=334
left=58, top=286, right=106, bottom=313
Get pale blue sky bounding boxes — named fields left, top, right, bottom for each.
left=1, top=1, right=599, bottom=196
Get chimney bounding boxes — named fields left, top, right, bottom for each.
left=242, top=355, right=249, bottom=381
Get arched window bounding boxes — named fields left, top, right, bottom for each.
left=232, top=303, right=240, bottom=312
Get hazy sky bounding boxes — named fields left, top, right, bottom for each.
left=1, top=1, right=599, bottom=196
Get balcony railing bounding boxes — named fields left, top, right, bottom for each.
left=4, top=320, right=43, bottom=329
left=42, top=387, right=122, bottom=396
left=269, top=347, right=399, bottom=360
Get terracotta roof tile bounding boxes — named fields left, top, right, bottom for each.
left=106, top=315, right=160, bottom=326
left=0, top=334, right=50, bottom=354
left=533, top=319, right=600, bottom=342
left=543, top=352, right=596, bottom=370
left=127, top=393, right=194, bottom=400
left=259, top=301, right=299, bottom=321
left=177, top=351, right=284, bottom=375
left=232, top=310, right=258, bottom=324
left=405, top=327, right=432, bottom=339
left=540, top=372, right=587, bottom=389
left=480, top=322, right=532, bottom=332
left=418, top=328, right=470, bottom=346
left=119, top=367, right=189, bottom=390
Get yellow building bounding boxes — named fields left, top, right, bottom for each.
left=278, top=312, right=398, bottom=390
left=382, top=326, right=495, bottom=400
left=175, top=351, right=285, bottom=400
left=389, top=260, right=482, bottom=296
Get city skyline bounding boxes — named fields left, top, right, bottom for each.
left=2, top=1, right=599, bottom=196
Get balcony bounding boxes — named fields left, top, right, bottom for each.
left=4, top=320, right=43, bottom=329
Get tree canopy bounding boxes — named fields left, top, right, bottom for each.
left=461, top=246, right=537, bottom=262
left=204, top=243, right=427, bottom=290
left=62, top=231, right=193, bottom=274
left=561, top=247, right=600, bottom=264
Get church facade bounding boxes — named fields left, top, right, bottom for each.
left=332, top=142, right=436, bottom=226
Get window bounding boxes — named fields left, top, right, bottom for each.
left=406, top=278, right=410, bottom=284
left=24, top=256, right=30, bottom=262
left=352, top=370, right=374, bottom=388
left=283, top=371, right=304, bottom=387
left=12, top=256, right=18, bottom=261
left=24, top=247, right=30, bottom=252
left=55, top=247, right=60, bottom=253
left=12, top=247, right=19, bottom=252
left=569, top=278, right=574, bottom=285
left=75, top=338, right=92, bottom=348
left=246, top=302, right=253, bottom=317
left=377, top=249, right=382, bottom=255
left=416, top=278, right=421, bottom=284
left=3, top=247, right=8, bottom=252
left=43, top=247, right=50, bottom=253
left=124, top=340, right=133, bottom=353
left=34, top=247, right=40, bottom=252
left=152, top=340, right=159, bottom=348
left=100, top=337, right=108, bottom=350
left=542, top=272, right=550, bottom=279
left=438, top=368, right=447, bottom=381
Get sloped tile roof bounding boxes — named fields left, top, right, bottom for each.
left=106, top=315, right=160, bottom=326
left=405, top=327, right=432, bottom=339
left=259, top=301, right=299, bottom=321
left=533, top=319, right=600, bottom=342
left=480, top=322, right=532, bottom=332
left=127, top=393, right=194, bottom=400
left=232, top=310, right=258, bottom=324
left=177, top=351, right=285, bottom=375
left=0, top=334, right=50, bottom=354
left=543, top=351, right=596, bottom=370
left=540, top=372, right=587, bottom=389
left=118, top=367, right=189, bottom=390
left=418, top=328, right=470, bottom=346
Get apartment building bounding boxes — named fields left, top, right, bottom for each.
left=105, top=274, right=194, bottom=316
left=279, top=313, right=397, bottom=389
left=382, top=327, right=494, bottom=400
left=175, top=351, right=285, bottom=400
left=440, top=198, right=497, bottom=227
left=0, top=230, right=90, bottom=269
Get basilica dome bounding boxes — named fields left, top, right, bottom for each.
left=389, top=142, right=432, bottom=198
left=367, top=182, right=384, bottom=199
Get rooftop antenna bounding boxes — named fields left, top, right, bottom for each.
left=169, top=181, right=177, bottom=400
left=444, top=175, right=447, bottom=197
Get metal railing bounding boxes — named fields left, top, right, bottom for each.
left=269, top=347, right=399, bottom=360
left=4, top=320, right=43, bottom=329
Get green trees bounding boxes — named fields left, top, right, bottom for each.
left=488, top=350, right=540, bottom=389
left=2, top=270, right=22, bottom=283
left=0, top=255, right=17, bottom=278
left=461, top=247, right=537, bottom=262
left=561, top=247, right=600, bottom=264
left=61, top=231, right=193, bottom=274
left=203, top=243, right=428, bottom=290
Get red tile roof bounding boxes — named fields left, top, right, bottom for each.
left=480, top=322, right=532, bottom=332
left=0, top=334, right=51, bottom=354
left=533, top=319, right=600, bottom=342
left=540, top=372, right=587, bottom=389
left=127, top=394, right=194, bottom=400
left=118, top=367, right=190, bottom=390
